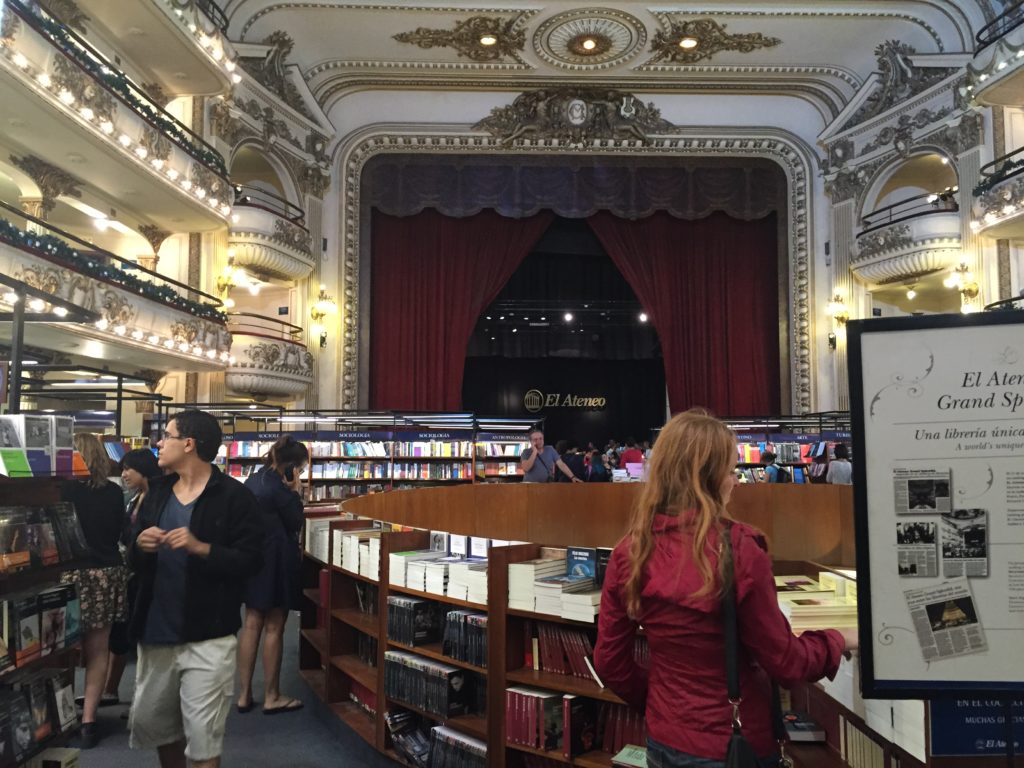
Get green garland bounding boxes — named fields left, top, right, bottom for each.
left=17, top=0, right=229, bottom=178
left=0, top=217, right=226, bottom=324
left=973, top=156, right=1024, bottom=196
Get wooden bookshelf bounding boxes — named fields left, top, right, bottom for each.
left=505, top=667, right=623, bottom=704
left=330, top=654, right=377, bottom=692
left=386, top=639, right=486, bottom=676
left=388, top=583, right=487, bottom=610
left=331, top=607, right=378, bottom=636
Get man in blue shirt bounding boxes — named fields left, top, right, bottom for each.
left=521, top=428, right=583, bottom=483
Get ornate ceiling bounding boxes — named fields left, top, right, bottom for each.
left=222, top=1, right=989, bottom=120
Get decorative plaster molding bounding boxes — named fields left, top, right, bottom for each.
left=850, top=240, right=962, bottom=285
left=9, top=154, right=82, bottom=215
left=1, top=5, right=21, bottom=45
left=648, top=18, right=780, bottom=65
left=473, top=87, right=673, bottom=147
left=38, top=0, right=89, bottom=34
left=394, top=15, right=525, bottom=63
left=239, top=31, right=317, bottom=121
left=859, top=106, right=953, bottom=156
left=137, top=224, right=170, bottom=256
left=338, top=129, right=816, bottom=413
left=227, top=235, right=315, bottom=280
left=855, top=224, right=914, bottom=258
left=532, top=8, right=646, bottom=71
left=226, top=335, right=314, bottom=398
left=305, top=58, right=532, bottom=78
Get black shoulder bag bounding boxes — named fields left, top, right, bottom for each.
left=721, top=529, right=792, bottom=768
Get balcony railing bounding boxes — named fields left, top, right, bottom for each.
left=975, top=147, right=1024, bottom=195
left=7, top=0, right=228, bottom=179
left=226, top=312, right=304, bottom=341
left=976, top=0, right=1024, bottom=52
left=225, top=312, right=312, bottom=397
left=193, top=0, right=229, bottom=34
left=859, top=190, right=959, bottom=236
left=0, top=199, right=224, bottom=322
left=234, top=186, right=306, bottom=228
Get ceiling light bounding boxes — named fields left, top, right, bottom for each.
left=13, top=53, right=29, bottom=69
left=58, top=89, right=75, bottom=105
left=582, top=38, right=597, bottom=51
left=906, top=288, right=916, bottom=300
left=131, top=329, right=144, bottom=340
left=52, top=306, right=68, bottom=317
left=148, top=334, right=160, bottom=344
left=679, top=36, right=699, bottom=49
left=564, top=312, right=573, bottom=322
left=164, top=339, right=175, bottom=349
left=479, top=34, right=498, bottom=46
left=512, top=328, right=518, bottom=333
left=639, top=312, right=648, bottom=322
left=113, top=324, right=127, bottom=335
left=36, top=72, right=52, bottom=88
left=118, top=133, right=132, bottom=147
left=99, top=120, right=114, bottom=134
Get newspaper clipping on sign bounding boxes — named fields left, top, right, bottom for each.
left=896, top=521, right=938, bottom=577
left=940, top=509, right=989, bottom=578
left=905, top=578, right=987, bottom=662
left=894, top=468, right=952, bottom=514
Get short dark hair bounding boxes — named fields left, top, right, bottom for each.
left=121, top=448, right=161, bottom=479
left=265, top=435, right=310, bottom=469
left=761, top=450, right=777, bottom=464
left=834, top=443, right=849, bottom=460
left=529, top=428, right=544, bottom=438
left=170, top=410, right=222, bottom=462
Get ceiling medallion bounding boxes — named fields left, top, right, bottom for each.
left=649, top=18, right=781, bottom=65
left=533, top=9, right=646, bottom=70
left=393, top=16, right=524, bottom=63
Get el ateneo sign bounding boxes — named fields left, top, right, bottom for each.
left=523, top=389, right=606, bottom=413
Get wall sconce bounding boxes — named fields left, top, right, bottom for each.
left=310, top=283, right=337, bottom=348
left=216, top=256, right=260, bottom=306
left=944, top=263, right=979, bottom=301
left=827, top=294, right=849, bottom=324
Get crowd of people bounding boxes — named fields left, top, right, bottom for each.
left=522, top=429, right=652, bottom=483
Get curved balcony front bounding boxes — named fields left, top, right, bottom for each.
left=0, top=0, right=231, bottom=231
left=971, top=149, right=1024, bottom=238
left=0, top=202, right=230, bottom=370
left=969, top=4, right=1024, bottom=106
left=225, top=314, right=313, bottom=399
left=228, top=187, right=314, bottom=281
left=71, top=0, right=235, bottom=97
left=852, top=195, right=962, bottom=285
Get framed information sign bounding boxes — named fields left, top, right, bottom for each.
left=848, top=310, right=1024, bottom=698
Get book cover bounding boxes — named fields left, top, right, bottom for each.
left=611, top=744, right=647, bottom=767
left=46, top=669, right=77, bottom=734
left=26, top=674, right=52, bottom=742
left=0, top=512, right=31, bottom=573
left=0, top=450, right=32, bottom=478
left=449, top=535, right=468, bottom=556
left=0, top=419, right=23, bottom=450
left=27, top=520, right=60, bottom=568
left=10, top=595, right=40, bottom=666
left=566, top=547, right=597, bottom=579
left=38, top=588, right=65, bottom=657
left=0, top=691, right=14, bottom=768
left=8, top=690, right=35, bottom=762
left=62, top=586, right=80, bottom=646
left=46, top=504, right=89, bottom=562
left=784, top=711, right=826, bottom=742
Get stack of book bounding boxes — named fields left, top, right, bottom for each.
left=447, top=559, right=487, bottom=604
left=505, top=686, right=563, bottom=750
left=424, top=557, right=460, bottom=596
left=508, top=557, right=566, bottom=611
left=389, top=550, right=446, bottom=589
left=560, top=589, right=601, bottom=623
left=780, top=596, right=858, bottom=630
left=386, top=596, right=442, bottom=646
left=2, top=584, right=81, bottom=670
left=535, top=574, right=595, bottom=616
left=819, top=569, right=858, bottom=605
left=430, top=726, right=486, bottom=768
left=338, top=529, right=380, bottom=574
left=385, top=710, right=430, bottom=768
left=774, top=574, right=835, bottom=602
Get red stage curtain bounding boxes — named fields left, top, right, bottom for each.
left=370, top=208, right=554, bottom=410
left=587, top=211, right=780, bottom=416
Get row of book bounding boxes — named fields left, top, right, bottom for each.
left=383, top=651, right=473, bottom=718
left=3, top=585, right=81, bottom=671
left=307, top=441, right=389, bottom=458
left=475, top=462, right=522, bottom=478
left=386, top=709, right=431, bottom=768
left=476, top=444, right=527, bottom=457
left=394, top=442, right=474, bottom=459
left=0, top=504, right=89, bottom=575
left=427, top=725, right=486, bottom=768
left=387, top=597, right=443, bottom=647
left=505, top=688, right=645, bottom=757
left=0, top=415, right=77, bottom=479
left=508, top=546, right=611, bottom=622
left=441, top=611, right=487, bottom=668
left=308, top=483, right=384, bottom=502
left=0, top=668, right=77, bottom=766
left=311, top=462, right=390, bottom=480
left=392, top=463, right=473, bottom=481
left=357, top=634, right=378, bottom=668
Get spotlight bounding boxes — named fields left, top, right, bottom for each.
left=564, top=312, right=573, bottom=322
left=639, top=312, right=648, bottom=323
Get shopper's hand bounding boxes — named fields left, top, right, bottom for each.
left=838, top=626, right=859, bottom=655
left=164, top=527, right=210, bottom=557
left=571, top=476, right=583, bottom=483
left=136, top=526, right=166, bottom=552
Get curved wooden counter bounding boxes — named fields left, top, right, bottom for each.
left=341, top=482, right=854, bottom=564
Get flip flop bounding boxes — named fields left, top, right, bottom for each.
left=263, top=698, right=304, bottom=715
left=236, top=701, right=257, bottom=714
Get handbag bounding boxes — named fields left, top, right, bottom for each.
left=721, top=527, right=792, bottom=768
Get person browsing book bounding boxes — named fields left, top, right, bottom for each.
left=826, top=444, right=853, bottom=485
left=520, top=428, right=582, bottom=483
left=593, top=409, right=856, bottom=768
left=128, top=410, right=263, bottom=768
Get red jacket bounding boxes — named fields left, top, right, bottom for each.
left=593, top=513, right=844, bottom=760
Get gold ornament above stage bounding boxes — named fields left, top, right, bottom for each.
left=473, top=87, right=674, bottom=147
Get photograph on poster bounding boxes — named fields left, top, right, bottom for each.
left=905, top=578, right=987, bottom=662
left=940, top=508, right=989, bottom=578
left=896, top=521, right=938, bottom=577
left=894, top=468, right=952, bottom=514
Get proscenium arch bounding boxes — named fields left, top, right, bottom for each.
left=329, top=126, right=819, bottom=415
left=229, top=141, right=302, bottom=205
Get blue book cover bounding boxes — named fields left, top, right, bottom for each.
left=566, top=546, right=597, bottom=579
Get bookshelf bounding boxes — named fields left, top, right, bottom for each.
left=296, top=483, right=879, bottom=768
left=474, top=433, right=529, bottom=483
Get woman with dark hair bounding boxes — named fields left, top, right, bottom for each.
left=60, top=433, right=130, bottom=748
left=102, top=448, right=162, bottom=708
left=236, top=435, right=309, bottom=714
left=593, top=409, right=856, bottom=767
left=826, top=444, right=853, bottom=485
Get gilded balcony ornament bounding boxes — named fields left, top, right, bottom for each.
left=100, top=290, right=135, bottom=326
left=9, top=154, right=82, bottom=215
left=855, top=224, right=915, bottom=260
left=1, top=5, right=21, bottom=45
left=394, top=15, right=524, bottom=63
left=209, top=99, right=250, bottom=146
left=51, top=56, right=117, bottom=126
left=189, top=160, right=224, bottom=199
left=17, top=265, right=63, bottom=296
left=239, top=31, right=316, bottom=120
left=137, top=224, right=170, bottom=257
left=859, top=107, right=954, bottom=157
left=844, top=41, right=957, bottom=129
left=272, top=218, right=311, bottom=256
left=141, top=82, right=170, bottom=107
left=648, top=18, right=780, bottom=65
left=474, top=87, right=673, bottom=147
left=38, top=0, right=89, bottom=34
left=140, top=126, right=173, bottom=163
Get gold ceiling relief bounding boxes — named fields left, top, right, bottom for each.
left=649, top=18, right=780, bottom=65
left=393, top=16, right=524, bottom=62
left=473, top=88, right=673, bottom=147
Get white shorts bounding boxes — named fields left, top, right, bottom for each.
left=129, top=635, right=237, bottom=760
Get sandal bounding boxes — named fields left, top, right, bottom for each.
left=263, top=698, right=304, bottom=715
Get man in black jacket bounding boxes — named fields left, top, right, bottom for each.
left=127, top=410, right=263, bottom=768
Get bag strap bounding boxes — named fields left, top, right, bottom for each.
left=721, top=526, right=789, bottom=749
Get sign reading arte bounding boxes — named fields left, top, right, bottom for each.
left=524, top=389, right=606, bottom=413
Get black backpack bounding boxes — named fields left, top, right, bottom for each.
left=773, top=464, right=792, bottom=483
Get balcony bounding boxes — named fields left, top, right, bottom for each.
left=0, top=200, right=230, bottom=370
left=968, top=1, right=1024, bottom=106
left=970, top=147, right=1024, bottom=238
left=225, top=313, right=313, bottom=399
left=228, top=186, right=314, bottom=281
left=0, top=0, right=231, bottom=231
left=851, top=191, right=962, bottom=285
left=73, top=0, right=237, bottom=97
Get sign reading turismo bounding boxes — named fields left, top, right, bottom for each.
left=524, top=389, right=606, bottom=413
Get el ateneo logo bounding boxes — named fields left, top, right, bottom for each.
left=524, top=389, right=606, bottom=413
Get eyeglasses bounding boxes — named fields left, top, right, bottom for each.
left=161, top=431, right=186, bottom=441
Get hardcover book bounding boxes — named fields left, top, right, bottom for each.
left=566, top=547, right=597, bottom=579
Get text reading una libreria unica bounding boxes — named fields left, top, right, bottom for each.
left=934, top=371, right=1024, bottom=413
